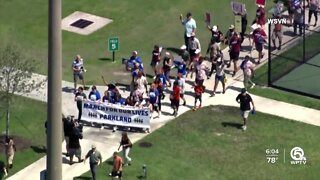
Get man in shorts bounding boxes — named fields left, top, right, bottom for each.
left=229, top=32, right=241, bottom=77
left=72, top=55, right=86, bottom=92
left=236, top=88, right=255, bottom=131
left=272, top=16, right=283, bottom=50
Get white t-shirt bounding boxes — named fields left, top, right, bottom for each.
left=135, top=76, right=148, bottom=93
left=183, top=18, right=197, bottom=37
left=244, top=61, right=254, bottom=76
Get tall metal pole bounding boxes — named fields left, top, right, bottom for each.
left=268, top=23, right=271, bottom=86
left=303, top=0, right=306, bottom=63
left=47, top=0, right=62, bottom=179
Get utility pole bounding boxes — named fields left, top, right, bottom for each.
left=47, top=0, right=62, bottom=179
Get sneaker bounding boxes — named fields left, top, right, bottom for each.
left=210, top=92, right=215, bottom=97
left=108, top=173, right=112, bottom=176
left=192, top=107, right=196, bottom=111
left=242, top=125, right=247, bottom=131
left=250, top=83, right=255, bottom=89
left=222, top=90, right=226, bottom=94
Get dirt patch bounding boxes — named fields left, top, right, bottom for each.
left=0, top=135, right=32, bottom=153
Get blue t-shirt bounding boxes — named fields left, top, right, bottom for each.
left=149, top=89, right=159, bottom=104
left=174, top=61, right=187, bottom=75
left=158, top=74, right=167, bottom=86
left=129, top=56, right=144, bottom=70
left=89, top=90, right=101, bottom=101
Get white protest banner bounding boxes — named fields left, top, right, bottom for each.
left=231, top=1, right=246, bottom=15
left=82, top=100, right=151, bottom=129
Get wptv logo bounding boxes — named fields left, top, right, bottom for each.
left=290, top=147, right=307, bottom=165
left=267, top=18, right=288, bottom=25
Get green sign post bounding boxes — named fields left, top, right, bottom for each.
left=108, top=37, right=119, bottom=62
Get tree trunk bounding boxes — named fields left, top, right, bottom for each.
left=6, top=99, right=10, bottom=137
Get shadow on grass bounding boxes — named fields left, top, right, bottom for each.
left=221, top=122, right=242, bottom=129
left=98, top=57, right=112, bottom=61
left=104, top=160, right=113, bottom=166
left=165, top=47, right=183, bottom=55
left=30, top=145, right=46, bottom=153
left=62, top=86, right=74, bottom=93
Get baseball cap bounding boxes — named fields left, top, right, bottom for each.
left=195, top=49, right=200, bottom=54
left=229, top=25, right=235, bottom=29
left=241, top=88, right=247, bottom=93
left=91, top=144, right=96, bottom=149
left=180, top=45, right=187, bottom=50
left=212, top=25, right=218, bottom=32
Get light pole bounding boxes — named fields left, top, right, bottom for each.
left=47, top=0, right=62, bottom=179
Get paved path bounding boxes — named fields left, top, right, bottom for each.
left=7, top=8, right=320, bottom=180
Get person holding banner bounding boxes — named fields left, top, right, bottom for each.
left=75, top=86, right=87, bottom=122
left=118, top=132, right=133, bottom=166
left=180, top=12, right=197, bottom=51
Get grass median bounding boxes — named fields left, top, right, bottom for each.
left=76, top=105, right=320, bottom=180
left=0, top=96, right=47, bottom=178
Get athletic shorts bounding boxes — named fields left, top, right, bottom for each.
left=241, top=110, right=251, bottom=119
left=215, top=74, right=225, bottom=82
left=69, top=147, right=81, bottom=158
left=229, top=51, right=239, bottom=61
left=255, top=43, right=263, bottom=52
left=6, top=154, right=14, bottom=165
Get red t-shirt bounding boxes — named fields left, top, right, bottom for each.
left=230, top=36, right=241, bottom=53
left=172, top=86, right=180, bottom=101
left=194, top=85, right=204, bottom=95
left=256, top=7, right=266, bottom=25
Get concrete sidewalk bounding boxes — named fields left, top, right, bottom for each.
left=7, top=8, right=320, bottom=180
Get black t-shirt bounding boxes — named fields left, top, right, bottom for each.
left=236, top=93, right=252, bottom=111
left=63, top=119, right=73, bottom=136
left=211, top=30, right=223, bottom=43
left=75, top=92, right=87, bottom=106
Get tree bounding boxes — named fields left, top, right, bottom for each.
left=0, top=44, right=46, bottom=137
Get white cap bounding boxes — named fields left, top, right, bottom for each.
left=212, top=25, right=218, bottom=32
left=165, top=52, right=171, bottom=56
left=180, top=45, right=187, bottom=50
left=195, top=49, right=201, bottom=54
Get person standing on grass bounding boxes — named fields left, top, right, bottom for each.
left=180, top=12, right=197, bottom=51
left=110, top=151, right=123, bottom=180
left=74, top=86, right=87, bottom=122
left=236, top=88, right=255, bottom=131
left=193, top=81, right=204, bottom=111
left=5, top=136, right=16, bottom=170
left=229, top=32, right=242, bottom=77
left=241, top=55, right=256, bottom=89
left=118, top=132, right=133, bottom=166
left=72, top=55, right=86, bottom=93
left=84, top=144, right=102, bottom=180
left=170, top=81, right=180, bottom=116
left=211, top=55, right=226, bottom=97
left=308, top=0, right=319, bottom=27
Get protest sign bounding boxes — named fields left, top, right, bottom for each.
left=231, top=1, right=246, bottom=15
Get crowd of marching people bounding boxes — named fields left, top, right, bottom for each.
left=72, top=0, right=319, bottom=121
left=66, top=0, right=320, bottom=179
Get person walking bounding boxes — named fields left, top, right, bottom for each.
left=111, top=151, right=123, bottom=180
left=240, top=56, right=256, bottom=90
left=148, top=83, right=161, bottom=118
left=211, top=55, right=226, bottom=96
left=180, top=12, right=197, bottom=51
left=150, top=45, right=161, bottom=76
left=308, top=0, right=319, bottom=27
left=293, top=6, right=304, bottom=36
left=195, top=56, right=209, bottom=86
left=68, top=121, right=84, bottom=165
left=162, top=53, right=173, bottom=87
left=5, top=136, right=16, bottom=170
left=228, top=32, right=242, bottom=76
left=84, top=144, right=102, bottom=180
left=252, top=25, right=267, bottom=64
left=207, top=38, right=220, bottom=79
left=74, top=86, right=87, bottom=122
left=271, top=16, right=283, bottom=50
left=170, top=81, right=180, bottom=116
left=192, top=81, right=204, bottom=111
left=72, top=55, right=86, bottom=92
left=118, top=132, right=133, bottom=166
left=236, top=88, right=255, bottom=131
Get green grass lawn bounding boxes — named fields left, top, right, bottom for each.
left=251, top=31, right=320, bottom=110
left=76, top=106, right=320, bottom=180
left=0, top=0, right=273, bottom=85
left=0, top=96, right=47, bottom=178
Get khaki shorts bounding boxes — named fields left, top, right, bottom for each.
left=69, top=147, right=81, bottom=158
left=7, top=154, right=14, bottom=165
left=241, top=110, right=250, bottom=119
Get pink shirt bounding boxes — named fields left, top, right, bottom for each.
left=196, top=63, right=208, bottom=80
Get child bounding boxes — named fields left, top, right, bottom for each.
left=170, top=81, right=180, bottom=116
left=193, top=82, right=205, bottom=111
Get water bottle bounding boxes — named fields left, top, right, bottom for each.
left=251, top=108, right=256, bottom=115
